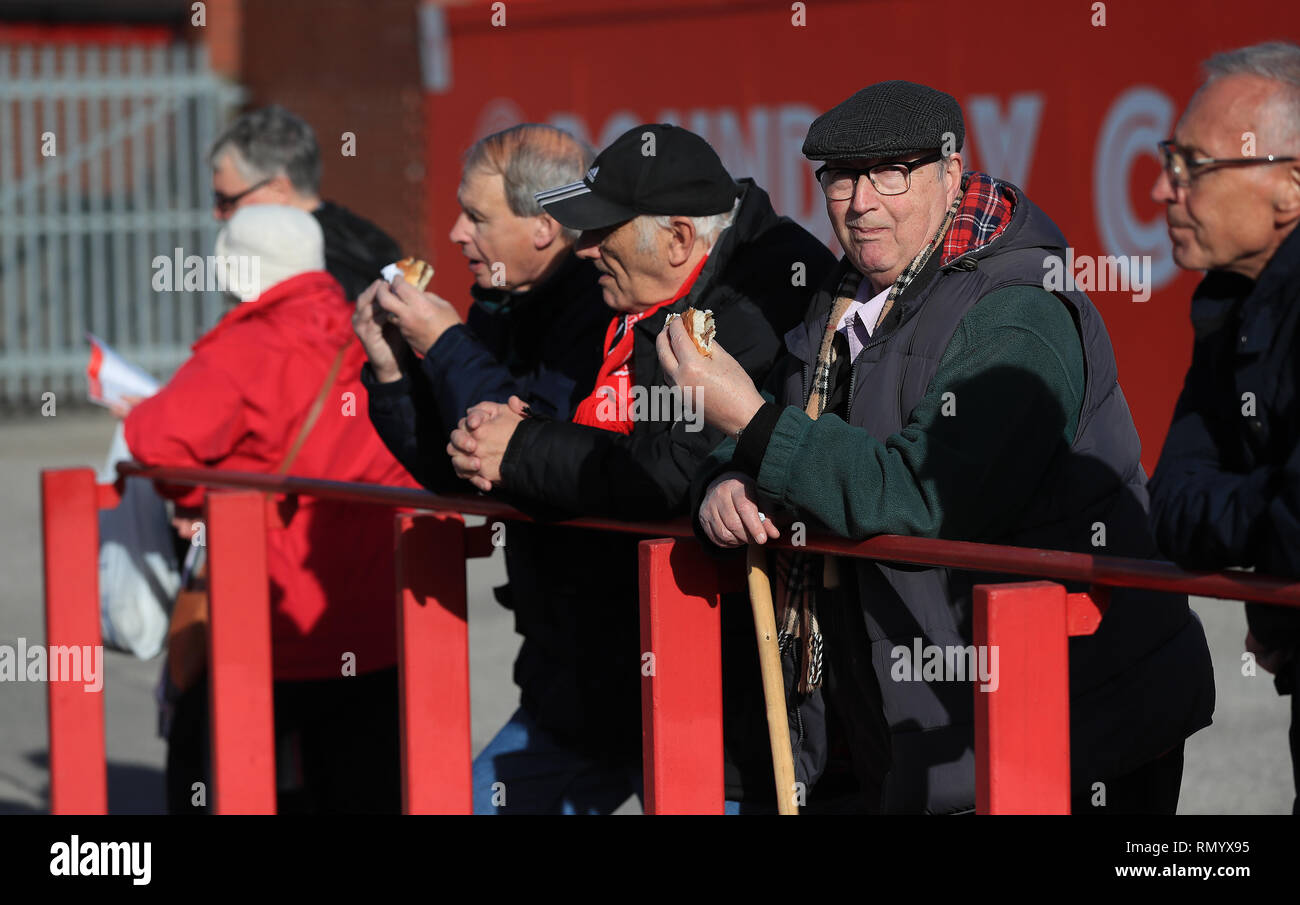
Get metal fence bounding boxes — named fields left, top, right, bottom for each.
left=0, top=41, right=243, bottom=408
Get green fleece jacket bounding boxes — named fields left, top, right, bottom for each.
left=718, top=284, right=1086, bottom=542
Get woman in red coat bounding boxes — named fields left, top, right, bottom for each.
left=125, top=204, right=417, bottom=813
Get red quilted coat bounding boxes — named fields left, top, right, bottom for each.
left=126, top=271, right=418, bottom=680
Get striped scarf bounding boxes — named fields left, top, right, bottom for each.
left=776, top=187, right=964, bottom=694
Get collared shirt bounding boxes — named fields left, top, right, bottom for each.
left=836, top=278, right=890, bottom=362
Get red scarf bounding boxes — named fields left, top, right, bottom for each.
left=572, top=254, right=709, bottom=433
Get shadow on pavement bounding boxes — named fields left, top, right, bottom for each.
left=0, top=750, right=165, bottom=815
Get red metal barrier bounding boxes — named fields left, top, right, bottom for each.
left=206, top=491, right=276, bottom=814
left=638, top=538, right=728, bottom=815
left=39, top=462, right=1300, bottom=815
left=40, top=468, right=107, bottom=815
left=395, top=512, right=473, bottom=814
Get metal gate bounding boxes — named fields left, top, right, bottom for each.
left=0, top=42, right=243, bottom=407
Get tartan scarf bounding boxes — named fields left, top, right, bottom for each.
left=775, top=183, right=968, bottom=695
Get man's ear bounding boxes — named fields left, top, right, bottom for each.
left=532, top=213, right=563, bottom=250
left=666, top=216, right=698, bottom=267
left=943, top=152, right=964, bottom=201
left=1274, top=164, right=1300, bottom=228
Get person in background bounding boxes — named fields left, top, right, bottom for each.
left=354, top=123, right=614, bottom=813
left=210, top=104, right=401, bottom=299
left=443, top=124, right=839, bottom=813
left=1148, top=41, right=1300, bottom=814
left=126, top=204, right=417, bottom=813
left=666, top=81, right=1215, bottom=814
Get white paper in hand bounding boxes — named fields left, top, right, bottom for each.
left=86, top=333, right=160, bottom=408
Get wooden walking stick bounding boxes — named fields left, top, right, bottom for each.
left=747, top=544, right=799, bottom=815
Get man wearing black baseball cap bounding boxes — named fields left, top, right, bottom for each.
left=446, top=123, right=839, bottom=813
left=664, top=81, right=1215, bottom=814
left=536, top=123, right=743, bottom=232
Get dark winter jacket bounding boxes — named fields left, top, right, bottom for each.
left=313, top=201, right=402, bottom=301
left=363, top=252, right=612, bottom=754
left=1150, top=223, right=1300, bottom=812
left=697, top=173, right=1215, bottom=813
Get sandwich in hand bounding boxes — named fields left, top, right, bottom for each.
left=375, top=258, right=434, bottom=325
left=387, top=257, right=434, bottom=292
left=664, top=308, right=716, bottom=357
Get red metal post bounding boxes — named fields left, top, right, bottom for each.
left=206, top=490, right=276, bottom=814
left=395, top=512, right=472, bottom=814
left=974, top=581, right=1071, bottom=814
left=40, top=468, right=108, bottom=815
left=639, top=538, right=724, bottom=815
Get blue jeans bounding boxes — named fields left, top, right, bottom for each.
left=472, top=707, right=766, bottom=814
left=472, top=708, right=643, bottom=815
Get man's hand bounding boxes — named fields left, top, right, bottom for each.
left=172, top=514, right=202, bottom=541
left=352, top=279, right=410, bottom=383
left=1246, top=629, right=1289, bottom=675
left=657, top=317, right=765, bottom=437
left=372, top=276, right=463, bottom=356
left=699, top=471, right=780, bottom=547
left=447, top=395, right=529, bottom=492
left=108, top=394, right=145, bottom=419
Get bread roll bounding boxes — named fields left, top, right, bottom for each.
left=393, top=257, right=434, bottom=292
left=665, top=308, right=715, bottom=357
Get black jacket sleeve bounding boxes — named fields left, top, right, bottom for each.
left=1149, top=354, right=1281, bottom=572
left=362, top=362, right=460, bottom=493
left=362, top=284, right=607, bottom=495
left=499, top=299, right=781, bottom=520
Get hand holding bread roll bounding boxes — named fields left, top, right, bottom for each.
left=663, top=308, right=716, bottom=357
left=393, top=257, right=434, bottom=292
left=375, top=258, right=435, bottom=325
left=372, top=257, right=465, bottom=354
left=657, top=306, right=766, bottom=438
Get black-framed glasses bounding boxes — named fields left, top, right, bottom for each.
left=1157, top=140, right=1297, bottom=188
left=815, top=152, right=945, bottom=200
left=213, top=177, right=273, bottom=213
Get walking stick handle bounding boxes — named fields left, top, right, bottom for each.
left=746, top=544, right=799, bottom=815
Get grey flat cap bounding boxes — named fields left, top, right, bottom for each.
left=803, top=80, right=964, bottom=161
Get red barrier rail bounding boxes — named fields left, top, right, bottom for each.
left=39, top=463, right=1300, bottom=815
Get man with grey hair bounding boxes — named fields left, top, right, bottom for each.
left=355, top=123, right=615, bottom=812
left=664, top=82, right=1214, bottom=814
left=1149, top=40, right=1300, bottom=813
left=210, top=104, right=401, bottom=299
left=445, top=123, right=838, bottom=813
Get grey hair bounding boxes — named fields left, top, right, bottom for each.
left=208, top=105, right=322, bottom=196
left=635, top=196, right=741, bottom=253
left=463, top=124, right=595, bottom=242
left=1200, top=41, right=1300, bottom=148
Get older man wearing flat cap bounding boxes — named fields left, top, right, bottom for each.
left=660, top=80, right=1216, bottom=814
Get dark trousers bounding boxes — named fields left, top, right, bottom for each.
left=166, top=666, right=402, bottom=814
left=1071, top=742, right=1185, bottom=814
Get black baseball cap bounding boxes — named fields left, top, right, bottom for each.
left=535, top=123, right=740, bottom=231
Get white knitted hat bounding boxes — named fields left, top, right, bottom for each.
left=213, top=204, right=325, bottom=302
